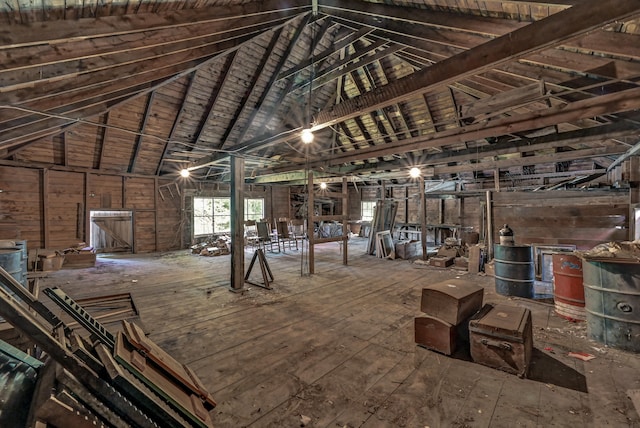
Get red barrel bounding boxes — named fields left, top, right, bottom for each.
left=552, top=254, right=585, bottom=321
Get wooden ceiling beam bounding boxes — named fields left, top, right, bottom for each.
left=301, top=85, right=640, bottom=168
left=0, top=0, right=309, bottom=48
left=433, top=145, right=625, bottom=175
left=312, top=0, right=640, bottom=130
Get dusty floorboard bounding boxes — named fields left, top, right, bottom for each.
left=36, top=237, right=640, bottom=427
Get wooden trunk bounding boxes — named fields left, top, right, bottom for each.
left=414, top=316, right=456, bottom=355
left=469, top=304, right=533, bottom=378
left=420, top=279, right=484, bottom=325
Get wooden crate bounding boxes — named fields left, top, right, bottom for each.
left=63, top=253, right=96, bottom=268
left=395, top=240, right=420, bottom=259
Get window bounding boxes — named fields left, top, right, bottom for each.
left=245, top=198, right=264, bottom=222
left=193, top=198, right=214, bottom=235
left=193, top=197, right=264, bottom=236
left=361, top=201, right=375, bottom=221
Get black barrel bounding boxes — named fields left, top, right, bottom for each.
left=493, top=244, right=534, bottom=298
left=583, top=260, right=640, bottom=353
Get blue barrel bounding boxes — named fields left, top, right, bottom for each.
left=583, top=260, right=640, bottom=353
left=0, top=248, right=23, bottom=287
left=14, top=240, right=27, bottom=285
left=494, top=244, right=534, bottom=298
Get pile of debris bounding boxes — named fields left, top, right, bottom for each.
left=191, top=235, right=232, bottom=256
left=576, top=240, right=640, bottom=262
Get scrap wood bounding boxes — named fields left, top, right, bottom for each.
left=568, top=351, right=596, bottom=361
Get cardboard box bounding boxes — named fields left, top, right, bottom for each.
left=429, top=256, right=454, bottom=268
left=395, top=240, right=420, bottom=259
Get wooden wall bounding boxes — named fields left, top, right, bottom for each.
left=0, top=165, right=182, bottom=253
left=490, top=190, right=629, bottom=250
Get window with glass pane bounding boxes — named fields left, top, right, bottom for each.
left=193, top=198, right=214, bottom=235
left=244, top=198, right=264, bottom=221
left=213, top=198, right=231, bottom=233
left=361, top=201, right=375, bottom=221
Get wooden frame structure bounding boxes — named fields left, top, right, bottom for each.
left=307, top=173, right=348, bottom=274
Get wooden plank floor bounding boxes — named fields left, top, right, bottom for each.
left=37, top=237, right=640, bottom=427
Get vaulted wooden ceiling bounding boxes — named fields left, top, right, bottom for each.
left=1, top=0, right=639, bottom=189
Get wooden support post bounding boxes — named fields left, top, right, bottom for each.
left=420, top=178, right=427, bottom=261
left=84, top=172, right=91, bottom=245
left=342, top=177, right=348, bottom=266
left=494, top=169, right=500, bottom=192
left=42, top=169, right=50, bottom=249
left=230, top=155, right=245, bottom=292
left=154, top=177, right=159, bottom=252
left=308, top=171, right=315, bottom=274
left=630, top=183, right=640, bottom=241
left=486, top=191, right=493, bottom=260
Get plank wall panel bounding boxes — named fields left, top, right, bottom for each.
left=0, top=166, right=42, bottom=247
left=271, top=186, right=290, bottom=221
left=14, top=135, right=64, bottom=165
left=46, top=170, right=85, bottom=249
left=156, top=180, right=183, bottom=251
left=87, top=174, right=123, bottom=210
left=125, top=177, right=157, bottom=252
left=66, top=123, right=103, bottom=168
left=134, top=210, right=156, bottom=253
left=124, top=177, right=155, bottom=209
left=101, top=98, right=146, bottom=173
left=491, top=190, right=629, bottom=250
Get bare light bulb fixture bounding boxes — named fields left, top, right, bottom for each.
left=409, top=167, right=421, bottom=178
left=301, top=128, right=314, bottom=144
left=180, top=169, right=190, bottom=178
left=319, top=182, right=327, bottom=190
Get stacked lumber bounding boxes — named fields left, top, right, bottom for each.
left=191, top=235, right=231, bottom=256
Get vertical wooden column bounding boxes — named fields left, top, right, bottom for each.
left=342, top=177, right=348, bottom=266
left=230, top=156, right=245, bottom=291
left=419, top=178, right=427, bottom=261
left=84, top=172, right=90, bottom=244
left=307, top=172, right=315, bottom=274
left=42, top=169, right=50, bottom=249
left=154, top=178, right=159, bottom=252
left=486, top=190, right=493, bottom=260
left=494, top=169, right=500, bottom=192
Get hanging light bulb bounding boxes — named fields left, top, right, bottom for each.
left=301, top=128, right=314, bottom=144
left=409, top=167, right=421, bottom=178
left=320, top=182, right=327, bottom=190
left=180, top=169, right=190, bottom=178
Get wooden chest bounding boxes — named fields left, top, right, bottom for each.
left=469, top=304, right=533, bottom=377
left=415, top=316, right=456, bottom=355
left=420, top=279, right=484, bottom=325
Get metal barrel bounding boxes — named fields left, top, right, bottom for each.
left=552, top=253, right=585, bottom=321
left=0, top=248, right=24, bottom=289
left=583, top=260, right=640, bottom=353
left=493, top=244, right=534, bottom=298
left=14, top=240, right=27, bottom=285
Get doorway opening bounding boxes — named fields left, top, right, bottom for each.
left=90, top=210, right=133, bottom=253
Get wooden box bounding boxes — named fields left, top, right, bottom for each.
left=469, top=304, right=533, bottom=377
left=395, top=240, right=420, bottom=259
left=420, top=279, right=484, bottom=325
left=415, top=316, right=456, bottom=355
left=429, top=256, right=454, bottom=268
left=454, top=257, right=469, bottom=269
left=62, top=252, right=96, bottom=268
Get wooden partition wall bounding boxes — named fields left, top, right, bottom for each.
left=0, top=165, right=182, bottom=252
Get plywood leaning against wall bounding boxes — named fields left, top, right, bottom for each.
left=491, top=190, right=629, bottom=250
